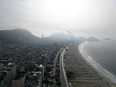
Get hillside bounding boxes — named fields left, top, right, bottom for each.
left=87, top=36, right=99, bottom=41
left=49, top=31, right=77, bottom=42
left=77, top=36, right=87, bottom=41
left=0, top=29, right=40, bottom=44
left=103, top=38, right=111, bottom=40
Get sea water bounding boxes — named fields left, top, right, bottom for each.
left=79, top=40, right=116, bottom=84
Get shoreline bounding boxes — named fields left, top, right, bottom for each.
left=65, top=43, right=116, bottom=87
left=77, top=42, right=116, bottom=87
left=78, top=42, right=116, bottom=86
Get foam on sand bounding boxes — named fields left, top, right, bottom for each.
left=79, top=42, right=116, bottom=84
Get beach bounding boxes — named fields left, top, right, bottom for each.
left=65, top=43, right=116, bottom=87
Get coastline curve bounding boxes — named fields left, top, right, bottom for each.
left=79, top=42, right=116, bottom=84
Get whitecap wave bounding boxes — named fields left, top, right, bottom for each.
left=79, top=42, right=116, bottom=84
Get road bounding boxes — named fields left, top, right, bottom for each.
left=60, top=47, right=69, bottom=87
left=51, top=44, right=71, bottom=87
left=52, top=49, right=61, bottom=87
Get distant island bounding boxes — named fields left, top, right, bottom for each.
left=87, top=36, right=99, bottom=41
left=103, top=38, right=111, bottom=40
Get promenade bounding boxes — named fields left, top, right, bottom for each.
left=60, top=48, right=68, bottom=87
left=65, top=43, right=116, bottom=87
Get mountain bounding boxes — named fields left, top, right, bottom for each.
left=0, top=29, right=99, bottom=44
left=49, top=31, right=75, bottom=42
left=77, top=36, right=87, bottom=41
left=87, top=36, right=99, bottom=41
left=0, top=29, right=40, bottom=44
left=103, top=38, right=111, bottom=40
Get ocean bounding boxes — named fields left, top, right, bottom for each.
left=79, top=40, right=116, bottom=84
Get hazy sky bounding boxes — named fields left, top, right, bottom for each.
left=0, top=0, right=116, bottom=39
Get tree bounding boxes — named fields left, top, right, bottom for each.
left=44, top=72, right=51, bottom=78
left=48, top=61, right=54, bottom=65
left=56, top=81, right=61, bottom=87
left=66, top=71, right=74, bottom=79
left=43, top=79, right=49, bottom=86
left=51, top=76, right=55, bottom=80
left=55, top=69, right=60, bottom=74
left=46, top=66, right=52, bottom=72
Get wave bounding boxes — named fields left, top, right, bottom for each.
left=79, top=42, right=116, bottom=84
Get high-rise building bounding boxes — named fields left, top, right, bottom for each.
left=42, top=34, right=44, bottom=38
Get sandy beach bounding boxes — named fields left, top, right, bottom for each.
left=65, top=43, right=116, bottom=87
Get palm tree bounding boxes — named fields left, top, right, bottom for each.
left=43, top=79, right=49, bottom=87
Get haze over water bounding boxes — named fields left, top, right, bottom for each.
left=79, top=40, right=116, bottom=83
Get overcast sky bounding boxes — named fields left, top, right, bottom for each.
left=0, top=0, right=116, bottom=39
